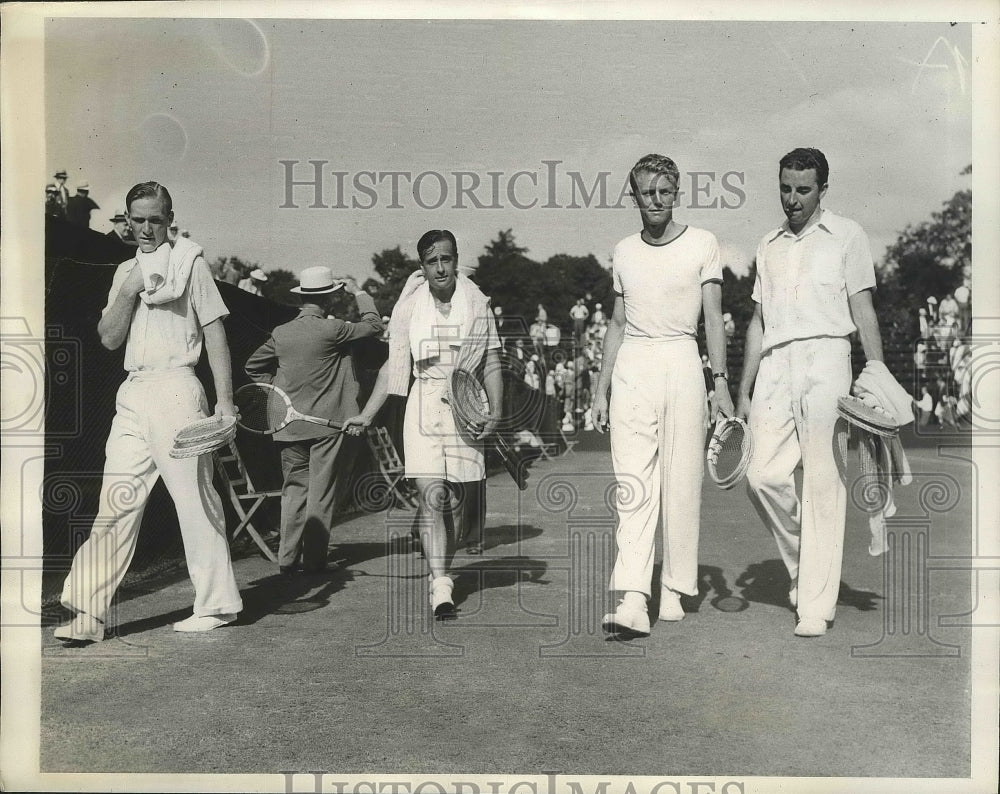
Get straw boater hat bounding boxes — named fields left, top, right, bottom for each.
left=249, top=268, right=268, bottom=282
left=290, top=266, right=344, bottom=295
left=110, top=211, right=128, bottom=223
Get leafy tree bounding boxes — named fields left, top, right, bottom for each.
left=259, top=268, right=298, bottom=306
left=366, top=246, right=420, bottom=316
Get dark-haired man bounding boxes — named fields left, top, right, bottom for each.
left=736, top=148, right=885, bottom=637
left=54, top=182, right=243, bottom=643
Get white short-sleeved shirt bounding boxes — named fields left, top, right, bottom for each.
left=103, top=254, right=229, bottom=371
left=752, top=209, right=876, bottom=353
left=611, top=227, right=722, bottom=340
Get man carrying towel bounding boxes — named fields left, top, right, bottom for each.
left=245, top=268, right=383, bottom=574
left=54, top=182, right=243, bottom=643
left=736, top=148, right=887, bottom=638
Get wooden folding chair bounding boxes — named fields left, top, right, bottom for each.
left=365, top=426, right=418, bottom=508
left=214, top=440, right=280, bottom=561
left=559, top=425, right=580, bottom=455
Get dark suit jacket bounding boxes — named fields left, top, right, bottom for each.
left=244, top=294, right=383, bottom=441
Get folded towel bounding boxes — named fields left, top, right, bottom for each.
left=137, top=236, right=203, bottom=306
left=852, top=360, right=914, bottom=426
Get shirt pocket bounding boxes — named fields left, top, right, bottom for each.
left=807, top=236, right=845, bottom=287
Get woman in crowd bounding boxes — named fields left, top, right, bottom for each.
left=344, top=230, right=502, bottom=618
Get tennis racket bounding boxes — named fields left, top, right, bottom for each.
left=837, top=395, right=899, bottom=438
left=234, top=382, right=343, bottom=436
left=169, top=415, right=238, bottom=458
left=448, top=367, right=528, bottom=490
left=706, top=416, right=753, bottom=490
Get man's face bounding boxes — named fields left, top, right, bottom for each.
left=779, top=167, right=826, bottom=232
left=127, top=195, right=173, bottom=253
left=633, top=169, right=678, bottom=227
left=113, top=219, right=129, bottom=236
left=420, top=239, right=458, bottom=295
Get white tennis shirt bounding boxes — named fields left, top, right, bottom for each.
left=752, top=208, right=876, bottom=354
left=611, top=226, right=722, bottom=340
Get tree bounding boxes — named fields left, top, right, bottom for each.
left=366, top=246, right=420, bottom=316
left=259, top=268, right=298, bottom=306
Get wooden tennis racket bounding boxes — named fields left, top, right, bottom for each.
left=235, top=382, right=343, bottom=436
left=706, top=416, right=753, bottom=490
left=448, top=367, right=528, bottom=490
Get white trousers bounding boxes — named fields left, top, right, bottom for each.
left=60, top=368, right=243, bottom=622
left=746, top=337, right=851, bottom=622
left=608, top=338, right=705, bottom=596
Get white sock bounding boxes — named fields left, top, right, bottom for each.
left=622, top=591, right=647, bottom=610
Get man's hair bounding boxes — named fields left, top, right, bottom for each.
left=629, top=154, right=680, bottom=193
left=416, top=229, right=458, bottom=262
left=779, top=148, right=829, bottom=187
left=125, top=182, right=173, bottom=214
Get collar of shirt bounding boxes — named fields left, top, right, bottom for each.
left=766, top=208, right=835, bottom=244
left=297, top=305, right=329, bottom=319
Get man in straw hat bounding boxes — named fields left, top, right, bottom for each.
left=54, top=182, right=243, bottom=643
left=245, top=267, right=383, bottom=574
left=66, top=180, right=100, bottom=229
left=238, top=267, right=268, bottom=296
left=106, top=211, right=137, bottom=245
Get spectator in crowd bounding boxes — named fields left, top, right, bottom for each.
left=53, top=169, right=70, bottom=211
left=917, top=385, right=934, bottom=427
left=238, top=268, right=268, bottom=296
left=592, top=302, right=605, bottom=326
left=918, top=307, right=930, bottom=339
left=245, top=270, right=383, bottom=574
left=167, top=222, right=180, bottom=243
left=723, top=311, right=736, bottom=339
left=536, top=303, right=548, bottom=324
left=954, top=285, right=971, bottom=334
left=938, top=292, right=959, bottom=327
left=926, top=295, right=938, bottom=323
left=218, top=259, right=244, bottom=285
left=914, top=340, right=927, bottom=381
left=570, top=298, right=590, bottom=342
left=524, top=356, right=540, bottom=390
left=530, top=317, right=547, bottom=359
left=65, top=182, right=100, bottom=229
left=46, top=184, right=65, bottom=219
left=106, top=211, right=136, bottom=245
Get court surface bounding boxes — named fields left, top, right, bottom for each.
left=39, top=433, right=980, bottom=780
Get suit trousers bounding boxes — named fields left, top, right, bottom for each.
left=746, top=336, right=852, bottom=622
left=278, top=432, right=358, bottom=569
left=608, top=337, right=706, bottom=597
left=60, top=368, right=243, bottom=622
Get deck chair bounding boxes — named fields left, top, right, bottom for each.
left=559, top=425, right=580, bottom=455
left=214, top=440, right=280, bottom=562
left=365, top=426, right=418, bottom=508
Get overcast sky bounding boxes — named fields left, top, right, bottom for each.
left=45, top=18, right=972, bottom=280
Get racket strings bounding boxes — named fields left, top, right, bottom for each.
left=451, top=369, right=491, bottom=428
left=236, top=386, right=289, bottom=434
left=707, top=418, right=753, bottom=489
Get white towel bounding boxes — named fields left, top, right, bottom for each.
left=136, top=236, right=203, bottom=306
left=852, top=360, right=914, bottom=426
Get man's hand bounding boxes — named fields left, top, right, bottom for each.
left=592, top=389, right=610, bottom=434
left=711, top=386, right=735, bottom=422
left=342, top=414, right=372, bottom=436
left=338, top=275, right=362, bottom=295
left=735, top=393, right=751, bottom=422
left=122, top=264, right=145, bottom=297
left=474, top=414, right=500, bottom=441
left=214, top=398, right=237, bottom=418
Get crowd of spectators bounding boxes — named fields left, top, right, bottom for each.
left=913, top=286, right=973, bottom=429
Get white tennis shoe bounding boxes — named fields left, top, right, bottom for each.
left=602, top=599, right=651, bottom=637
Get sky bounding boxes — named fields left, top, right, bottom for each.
left=45, top=17, right=973, bottom=281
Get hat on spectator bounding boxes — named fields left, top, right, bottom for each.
left=927, top=296, right=938, bottom=304
left=290, top=266, right=344, bottom=295
left=919, top=308, right=927, bottom=315
left=110, top=211, right=127, bottom=222
left=54, top=170, right=68, bottom=179
left=249, top=268, right=268, bottom=282
left=46, top=184, right=58, bottom=193
left=77, top=182, right=90, bottom=191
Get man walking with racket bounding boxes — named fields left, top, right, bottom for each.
left=736, top=148, right=885, bottom=637
left=593, top=153, right=733, bottom=637
left=54, top=182, right=243, bottom=643
left=245, top=268, right=383, bottom=574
